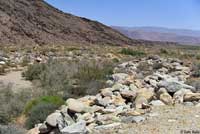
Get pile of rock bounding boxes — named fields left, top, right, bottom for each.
left=28, top=56, right=200, bottom=134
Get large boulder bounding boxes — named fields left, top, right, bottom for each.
left=46, top=112, right=65, bottom=128
left=66, top=99, right=89, bottom=113
left=61, top=120, right=87, bottom=134
left=158, top=80, right=194, bottom=93
left=120, top=90, right=137, bottom=100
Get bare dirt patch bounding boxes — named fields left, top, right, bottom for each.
left=0, top=71, right=32, bottom=91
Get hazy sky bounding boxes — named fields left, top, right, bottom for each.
left=45, top=0, right=200, bottom=30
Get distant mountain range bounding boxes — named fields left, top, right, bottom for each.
left=112, top=26, right=200, bottom=45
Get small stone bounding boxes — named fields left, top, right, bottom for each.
left=95, top=96, right=112, bottom=107
left=129, top=84, right=138, bottom=91
left=121, top=116, right=146, bottom=123
left=183, top=102, right=194, bottom=106
left=150, top=100, right=165, bottom=106
left=101, top=88, right=113, bottom=97
left=94, top=123, right=121, bottom=130
left=134, top=95, right=148, bottom=109
left=39, top=123, right=50, bottom=134
left=168, top=119, right=176, bottom=122
left=120, top=90, right=137, bottom=99
left=184, top=93, right=200, bottom=102
left=112, top=94, right=126, bottom=106
left=137, top=88, right=155, bottom=101
left=173, top=89, right=192, bottom=104
left=159, top=92, right=173, bottom=105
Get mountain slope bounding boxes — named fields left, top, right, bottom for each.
left=112, top=26, right=200, bottom=45
left=0, top=0, right=133, bottom=46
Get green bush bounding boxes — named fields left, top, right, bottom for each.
left=25, top=103, right=58, bottom=129
left=120, top=48, right=146, bottom=57
left=24, top=96, right=64, bottom=115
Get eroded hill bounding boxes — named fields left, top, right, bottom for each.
left=0, top=0, right=134, bottom=46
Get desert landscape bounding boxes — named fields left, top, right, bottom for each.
left=0, top=0, right=200, bottom=134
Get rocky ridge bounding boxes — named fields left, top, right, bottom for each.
left=28, top=56, right=200, bottom=134
left=0, top=0, right=134, bottom=46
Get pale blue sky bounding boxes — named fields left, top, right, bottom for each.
left=45, top=0, right=200, bottom=30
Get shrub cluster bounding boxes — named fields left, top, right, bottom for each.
left=23, top=59, right=114, bottom=98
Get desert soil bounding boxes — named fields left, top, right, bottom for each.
left=94, top=105, right=200, bottom=134
left=0, top=71, right=32, bottom=91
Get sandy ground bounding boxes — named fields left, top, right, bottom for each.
left=0, top=71, right=32, bottom=91
left=94, top=105, right=200, bottom=134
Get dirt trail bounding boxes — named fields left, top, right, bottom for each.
left=0, top=71, right=32, bottom=91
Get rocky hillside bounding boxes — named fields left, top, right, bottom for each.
left=0, top=0, right=134, bottom=46
left=28, top=56, right=200, bottom=134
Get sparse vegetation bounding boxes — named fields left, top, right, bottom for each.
left=191, top=63, right=200, bottom=77
left=0, top=85, right=31, bottom=125
left=0, top=125, right=26, bottom=134
left=120, top=48, right=146, bottom=57
left=23, top=59, right=114, bottom=98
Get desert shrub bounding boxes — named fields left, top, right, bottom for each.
left=74, top=61, right=113, bottom=81
left=0, top=85, right=31, bottom=125
left=120, top=48, right=146, bottom=57
left=71, top=61, right=113, bottom=96
left=196, top=55, right=200, bottom=60
left=112, top=58, right=120, bottom=63
left=24, top=96, right=64, bottom=115
left=22, top=63, right=46, bottom=81
left=20, top=56, right=30, bottom=67
left=25, top=103, right=58, bottom=129
left=191, top=63, right=200, bottom=77
left=186, top=78, right=200, bottom=92
left=38, top=60, right=72, bottom=94
left=0, top=125, right=26, bottom=134
left=159, top=48, right=168, bottom=54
